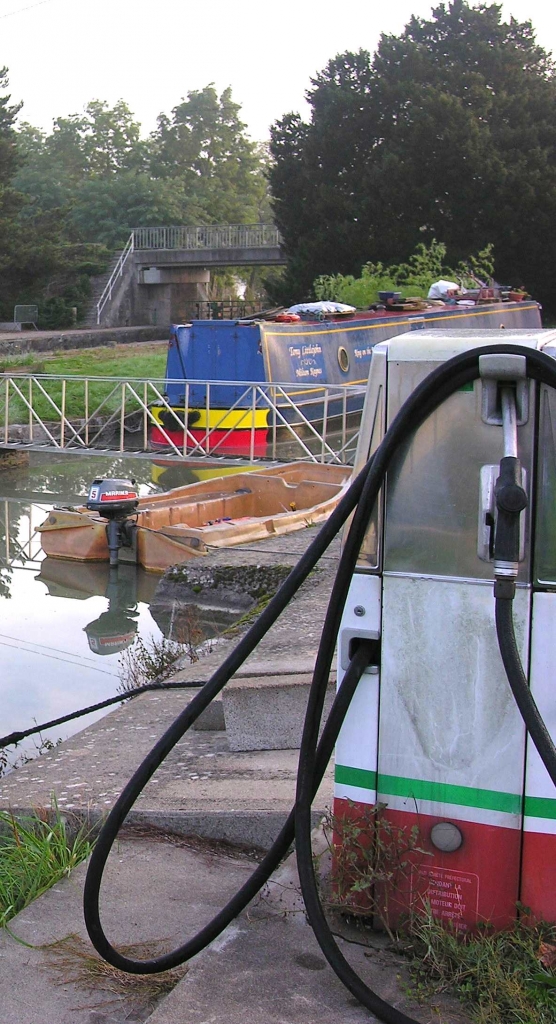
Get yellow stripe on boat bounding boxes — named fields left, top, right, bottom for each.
left=150, top=406, right=269, bottom=430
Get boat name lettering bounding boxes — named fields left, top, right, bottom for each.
left=301, top=344, right=322, bottom=357
left=289, top=346, right=301, bottom=357
left=354, top=346, right=373, bottom=359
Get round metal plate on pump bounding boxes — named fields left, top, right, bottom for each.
left=430, top=821, right=463, bottom=853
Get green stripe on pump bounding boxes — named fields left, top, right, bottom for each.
left=335, top=765, right=377, bottom=790
left=335, top=765, right=522, bottom=815
left=524, top=795, right=556, bottom=820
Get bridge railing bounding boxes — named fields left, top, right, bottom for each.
left=132, top=224, right=281, bottom=251
left=0, top=374, right=365, bottom=465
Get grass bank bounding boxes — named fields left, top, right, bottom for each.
left=0, top=343, right=168, bottom=423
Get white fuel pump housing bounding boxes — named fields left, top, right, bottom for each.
left=335, top=329, right=556, bottom=931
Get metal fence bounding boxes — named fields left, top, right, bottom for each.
left=132, top=224, right=281, bottom=251
left=182, top=300, right=265, bottom=320
left=0, top=375, right=365, bottom=466
left=0, top=498, right=49, bottom=567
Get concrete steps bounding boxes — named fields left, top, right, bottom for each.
left=81, top=250, right=123, bottom=327
left=194, top=658, right=336, bottom=752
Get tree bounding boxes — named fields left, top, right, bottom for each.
left=149, top=85, right=268, bottom=223
left=268, top=2, right=556, bottom=309
left=69, top=172, right=184, bottom=247
left=0, top=68, right=24, bottom=269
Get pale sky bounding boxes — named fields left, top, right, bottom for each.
left=1, top=0, right=556, bottom=142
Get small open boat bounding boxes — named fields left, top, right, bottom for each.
left=37, top=463, right=350, bottom=573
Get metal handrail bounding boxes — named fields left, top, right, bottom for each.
left=96, top=233, right=134, bottom=324
left=132, top=224, right=281, bottom=251
left=0, top=374, right=364, bottom=465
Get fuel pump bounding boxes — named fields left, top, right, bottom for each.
left=334, top=328, right=556, bottom=931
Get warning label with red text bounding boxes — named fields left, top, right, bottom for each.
left=414, top=866, right=479, bottom=929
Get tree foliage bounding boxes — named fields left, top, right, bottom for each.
left=268, top=1, right=556, bottom=309
left=13, top=87, right=269, bottom=249
left=313, top=239, right=496, bottom=306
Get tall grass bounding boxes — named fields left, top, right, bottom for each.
left=0, top=806, right=93, bottom=926
left=408, top=911, right=556, bottom=1024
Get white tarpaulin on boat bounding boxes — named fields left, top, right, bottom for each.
left=286, top=301, right=356, bottom=314
left=427, top=280, right=466, bottom=299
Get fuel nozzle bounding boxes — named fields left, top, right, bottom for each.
left=493, top=386, right=528, bottom=598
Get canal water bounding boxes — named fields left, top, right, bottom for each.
left=0, top=452, right=219, bottom=769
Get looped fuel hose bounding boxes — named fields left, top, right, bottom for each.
left=85, top=343, right=556, bottom=1024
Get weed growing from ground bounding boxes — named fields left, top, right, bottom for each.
left=0, top=804, right=93, bottom=926
left=407, top=912, right=556, bottom=1024
left=42, top=934, right=186, bottom=1015
left=118, top=634, right=187, bottom=692
left=321, top=801, right=431, bottom=941
left=118, top=607, right=206, bottom=691
left=321, top=801, right=556, bottom=1021
left=0, top=733, right=62, bottom=779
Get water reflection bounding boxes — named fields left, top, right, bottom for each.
left=38, top=561, right=159, bottom=657
left=0, top=451, right=230, bottom=764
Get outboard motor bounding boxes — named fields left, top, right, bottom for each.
left=86, top=478, right=139, bottom=567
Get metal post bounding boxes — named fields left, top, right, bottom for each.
left=3, top=378, right=8, bottom=444
left=184, top=383, right=190, bottom=456
left=85, top=379, right=90, bottom=446
left=341, top=388, right=347, bottom=463
left=249, top=386, right=256, bottom=463
left=29, top=379, right=33, bottom=441
left=120, top=382, right=126, bottom=451
left=61, top=380, right=66, bottom=448
left=321, top=389, right=329, bottom=463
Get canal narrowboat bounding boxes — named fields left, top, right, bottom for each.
left=149, top=296, right=542, bottom=454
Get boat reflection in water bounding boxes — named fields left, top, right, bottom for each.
left=37, top=560, right=159, bottom=656
left=36, top=556, right=251, bottom=657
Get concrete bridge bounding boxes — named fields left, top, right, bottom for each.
left=95, top=224, right=285, bottom=328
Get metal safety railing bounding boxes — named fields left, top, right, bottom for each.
left=132, top=223, right=281, bottom=251
left=96, top=233, right=135, bottom=324
left=0, top=499, right=51, bottom=567
left=0, top=375, right=366, bottom=466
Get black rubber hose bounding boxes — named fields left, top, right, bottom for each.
left=85, top=343, right=556, bottom=1020
left=294, top=343, right=556, bottom=1024
left=83, top=462, right=372, bottom=971
left=495, top=596, right=556, bottom=784
left=84, top=345, right=484, bottom=975
left=85, top=639, right=375, bottom=972
left=0, top=680, right=210, bottom=750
